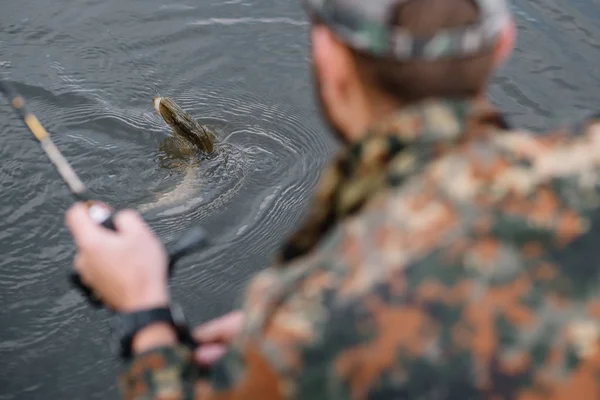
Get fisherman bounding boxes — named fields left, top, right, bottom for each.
left=65, top=0, right=600, bottom=398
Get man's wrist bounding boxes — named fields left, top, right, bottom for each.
left=132, top=322, right=178, bottom=354
left=121, top=286, right=170, bottom=312
left=116, top=300, right=197, bottom=359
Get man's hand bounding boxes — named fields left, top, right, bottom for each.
left=193, top=311, right=244, bottom=366
left=65, top=202, right=170, bottom=312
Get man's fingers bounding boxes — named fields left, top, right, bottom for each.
left=65, top=202, right=113, bottom=248
left=73, top=252, right=84, bottom=271
left=113, top=209, right=148, bottom=235
left=65, top=204, right=149, bottom=249
left=65, top=202, right=95, bottom=240
left=193, top=311, right=244, bottom=343
left=73, top=251, right=93, bottom=285
left=194, top=344, right=227, bottom=367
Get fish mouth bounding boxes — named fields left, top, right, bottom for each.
left=153, top=96, right=162, bottom=114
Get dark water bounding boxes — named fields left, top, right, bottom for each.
left=1, top=0, right=600, bottom=398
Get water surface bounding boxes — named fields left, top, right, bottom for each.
left=1, top=0, right=600, bottom=398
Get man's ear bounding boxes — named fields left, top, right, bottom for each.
left=312, top=25, right=354, bottom=100
left=494, top=17, right=516, bottom=67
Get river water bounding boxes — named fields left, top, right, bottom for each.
left=1, top=0, right=600, bottom=399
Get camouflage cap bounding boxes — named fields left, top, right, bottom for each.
left=302, top=0, right=512, bottom=60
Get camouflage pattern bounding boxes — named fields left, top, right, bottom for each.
left=302, top=0, right=512, bottom=60
left=119, top=97, right=600, bottom=399
left=275, top=98, right=510, bottom=264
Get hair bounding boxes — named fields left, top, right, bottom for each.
left=315, top=0, right=499, bottom=103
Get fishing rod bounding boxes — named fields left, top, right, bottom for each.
left=0, top=78, right=209, bottom=309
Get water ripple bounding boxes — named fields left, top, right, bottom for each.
left=188, top=17, right=308, bottom=27
left=9, top=0, right=600, bottom=399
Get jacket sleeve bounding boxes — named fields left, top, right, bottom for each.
left=117, top=338, right=294, bottom=400
left=116, top=261, right=327, bottom=400
left=115, top=209, right=440, bottom=400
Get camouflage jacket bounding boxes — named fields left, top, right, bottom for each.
left=119, top=97, right=600, bottom=399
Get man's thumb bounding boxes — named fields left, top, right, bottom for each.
left=112, top=209, right=147, bottom=234
left=65, top=202, right=112, bottom=245
left=194, top=311, right=244, bottom=343
left=194, top=344, right=227, bottom=367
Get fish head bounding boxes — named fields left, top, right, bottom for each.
left=153, top=96, right=185, bottom=127
left=153, top=96, right=214, bottom=154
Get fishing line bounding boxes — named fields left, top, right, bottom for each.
left=94, top=18, right=162, bottom=97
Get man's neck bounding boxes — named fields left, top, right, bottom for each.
left=342, top=94, right=403, bottom=142
left=345, top=93, right=487, bottom=143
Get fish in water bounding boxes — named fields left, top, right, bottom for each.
left=153, top=96, right=216, bottom=154
left=136, top=96, right=232, bottom=216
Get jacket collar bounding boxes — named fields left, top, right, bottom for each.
left=275, top=97, right=509, bottom=264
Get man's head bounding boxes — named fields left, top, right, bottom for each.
left=304, top=0, right=516, bottom=143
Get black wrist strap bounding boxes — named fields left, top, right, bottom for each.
left=119, top=306, right=198, bottom=360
